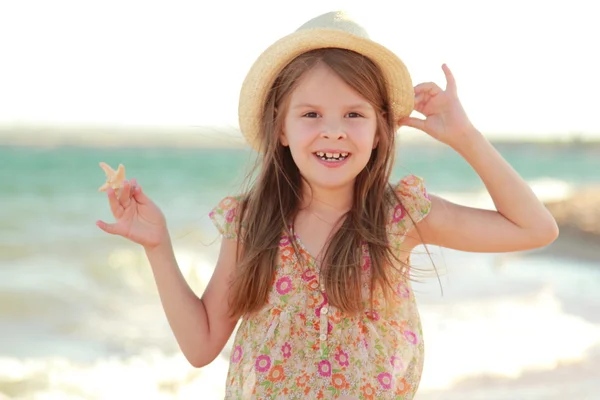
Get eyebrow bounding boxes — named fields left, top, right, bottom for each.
left=291, top=102, right=372, bottom=110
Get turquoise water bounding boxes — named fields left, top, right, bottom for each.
left=1, top=142, right=599, bottom=399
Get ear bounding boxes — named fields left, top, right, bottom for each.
left=280, top=130, right=289, bottom=147
left=276, top=108, right=290, bottom=147
left=372, top=133, right=379, bottom=149
left=373, top=112, right=387, bottom=149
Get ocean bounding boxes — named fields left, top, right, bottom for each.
left=1, top=141, right=599, bottom=399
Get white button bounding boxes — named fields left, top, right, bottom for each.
left=320, top=333, right=327, bottom=341
left=321, top=307, right=328, bottom=315
left=320, top=284, right=325, bottom=292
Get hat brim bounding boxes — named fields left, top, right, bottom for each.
left=238, top=29, right=414, bottom=151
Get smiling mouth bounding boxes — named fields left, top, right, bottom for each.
left=314, top=151, right=350, bottom=162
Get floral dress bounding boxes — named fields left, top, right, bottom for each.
left=209, top=175, right=432, bottom=399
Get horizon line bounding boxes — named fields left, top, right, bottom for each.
left=0, top=123, right=599, bottom=148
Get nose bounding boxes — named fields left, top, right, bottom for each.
left=320, top=123, right=347, bottom=140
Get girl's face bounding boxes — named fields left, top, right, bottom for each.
left=281, top=63, right=379, bottom=192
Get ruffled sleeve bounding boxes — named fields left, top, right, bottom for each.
left=388, top=175, right=432, bottom=239
left=208, top=195, right=243, bottom=240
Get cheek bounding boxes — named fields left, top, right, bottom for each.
left=285, top=124, right=315, bottom=150
left=355, top=122, right=379, bottom=149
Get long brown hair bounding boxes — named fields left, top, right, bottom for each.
left=228, top=48, right=413, bottom=318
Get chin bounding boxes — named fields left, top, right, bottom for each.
left=303, top=175, right=357, bottom=192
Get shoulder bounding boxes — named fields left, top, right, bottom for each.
left=209, top=195, right=246, bottom=240
left=385, top=175, right=433, bottom=250
left=211, top=195, right=244, bottom=213
left=391, top=174, right=432, bottom=225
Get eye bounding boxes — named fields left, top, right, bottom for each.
left=347, top=112, right=363, bottom=118
left=302, top=112, right=319, bottom=118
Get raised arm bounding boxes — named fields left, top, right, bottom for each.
left=418, top=137, right=558, bottom=252
left=400, top=64, right=558, bottom=253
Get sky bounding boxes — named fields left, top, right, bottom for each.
left=0, top=0, right=598, bottom=140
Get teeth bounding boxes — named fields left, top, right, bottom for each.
left=314, top=151, right=350, bottom=162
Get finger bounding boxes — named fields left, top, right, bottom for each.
left=442, top=64, right=457, bottom=94
left=414, top=82, right=442, bottom=97
left=130, top=178, right=138, bottom=193
left=96, top=220, right=125, bottom=236
left=119, top=180, right=132, bottom=208
left=398, top=116, right=426, bottom=131
left=415, top=92, right=427, bottom=108
left=413, top=93, right=431, bottom=114
left=132, top=180, right=151, bottom=205
left=107, top=187, right=124, bottom=217
left=415, top=92, right=424, bottom=104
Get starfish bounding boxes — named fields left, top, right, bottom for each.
left=98, top=162, right=126, bottom=194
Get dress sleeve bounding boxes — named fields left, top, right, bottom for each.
left=208, top=195, right=243, bottom=240
left=388, top=175, right=432, bottom=239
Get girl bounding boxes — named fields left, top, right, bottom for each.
left=96, top=11, right=558, bottom=400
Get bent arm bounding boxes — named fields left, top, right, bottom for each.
left=408, top=132, right=559, bottom=252
left=145, top=236, right=239, bottom=367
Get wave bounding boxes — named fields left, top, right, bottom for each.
left=418, top=285, right=600, bottom=391
left=1, top=183, right=597, bottom=398
left=2, top=284, right=598, bottom=399
left=0, top=350, right=230, bottom=399
left=437, top=177, right=574, bottom=210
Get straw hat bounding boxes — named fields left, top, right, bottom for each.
left=238, top=11, right=414, bottom=151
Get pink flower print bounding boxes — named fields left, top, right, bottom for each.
left=255, top=355, right=271, bottom=373
left=279, top=235, right=291, bottom=247
left=423, top=189, right=430, bottom=200
left=318, top=360, right=332, bottom=377
left=281, top=342, right=292, bottom=359
left=365, top=309, right=380, bottom=321
left=231, top=345, right=243, bottom=363
left=334, top=348, right=350, bottom=367
left=377, top=372, right=393, bottom=390
left=302, top=269, right=316, bottom=282
left=404, top=330, right=418, bottom=345
left=328, top=321, right=333, bottom=334
left=392, top=204, right=405, bottom=222
left=390, top=355, right=403, bottom=371
left=208, top=210, right=215, bottom=218
left=275, top=276, right=293, bottom=295
left=396, top=283, right=410, bottom=298
left=362, top=255, right=371, bottom=271
left=225, top=208, right=236, bottom=223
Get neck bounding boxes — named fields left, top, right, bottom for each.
left=299, top=180, right=353, bottom=218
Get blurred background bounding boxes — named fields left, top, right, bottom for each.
left=1, top=0, right=599, bottom=399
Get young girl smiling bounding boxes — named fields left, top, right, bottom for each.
left=97, top=11, right=558, bottom=399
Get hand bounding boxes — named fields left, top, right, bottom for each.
left=96, top=179, right=169, bottom=249
left=399, top=64, right=479, bottom=148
